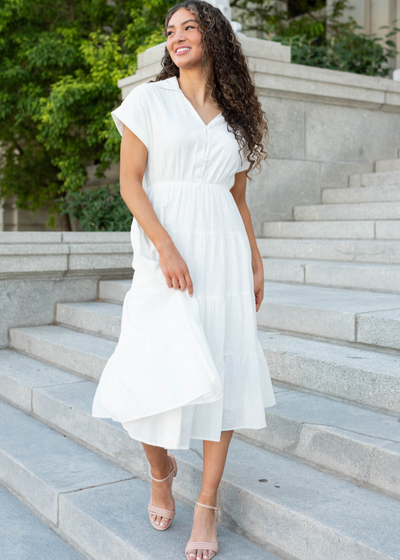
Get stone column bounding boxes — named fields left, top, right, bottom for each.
left=207, top=0, right=242, bottom=33
left=2, top=196, right=18, bottom=231
left=0, top=198, right=4, bottom=232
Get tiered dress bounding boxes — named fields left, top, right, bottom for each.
left=91, top=75, right=276, bottom=449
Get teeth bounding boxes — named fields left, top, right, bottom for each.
left=177, top=48, right=190, bottom=53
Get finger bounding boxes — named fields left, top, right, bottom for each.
left=171, top=276, right=180, bottom=290
left=165, top=274, right=173, bottom=289
left=178, top=274, right=187, bottom=292
left=184, top=272, right=194, bottom=296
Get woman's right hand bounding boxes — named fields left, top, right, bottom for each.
left=158, top=240, right=194, bottom=297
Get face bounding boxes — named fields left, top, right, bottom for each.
left=166, top=7, right=203, bottom=69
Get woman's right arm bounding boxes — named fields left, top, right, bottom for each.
left=119, top=124, right=194, bottom=296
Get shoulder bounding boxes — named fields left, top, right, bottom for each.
left=122, top=80, right=169, bottom=106
left=122, top=82, right=151, bottom=105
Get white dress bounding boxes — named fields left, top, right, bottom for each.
left=91, top=76, right=276, bottom=449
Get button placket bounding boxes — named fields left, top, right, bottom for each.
left=196, top=129, right=212, bottom=180
left=203, top=129, right=211, bottom=162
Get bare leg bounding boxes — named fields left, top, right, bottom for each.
left=186, top=430, right=234, bottom=560
left=142, top=442, right=176, bottom=528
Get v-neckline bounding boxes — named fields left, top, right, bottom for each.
left=173, top=76, right=223, bottom=128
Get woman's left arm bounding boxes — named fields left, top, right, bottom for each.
left=230, top=170, right=264, bottom=312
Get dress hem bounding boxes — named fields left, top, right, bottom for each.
left=121, top=420, right=272, bottom=450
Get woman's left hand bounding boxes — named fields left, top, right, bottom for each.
left=253, top=263, right=265, bottom=312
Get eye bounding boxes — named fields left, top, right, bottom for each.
left=167, top=25, right=196, bottom=36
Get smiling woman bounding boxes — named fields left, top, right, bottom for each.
left=91, top=2, right=274, bottom=559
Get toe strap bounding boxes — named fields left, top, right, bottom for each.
left=148, top=502, right=176, bottom=519
left=185, top=541, right=219, bottom=553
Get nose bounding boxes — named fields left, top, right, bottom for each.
left=172, top=39, right=186, bottom=53
left=173, top=29, right=187, bottom=43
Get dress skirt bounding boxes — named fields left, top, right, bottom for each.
left=92, top=180, right=276, bottom=449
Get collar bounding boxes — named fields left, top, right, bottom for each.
left=153, top=76, right=180, bottom=91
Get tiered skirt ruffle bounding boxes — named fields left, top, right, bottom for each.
left=92, top=181, right=276, bottom=449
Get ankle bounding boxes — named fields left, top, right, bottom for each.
left=150, top=456, right=172, bottom=480
left=197, top=492, right=218, bottom=507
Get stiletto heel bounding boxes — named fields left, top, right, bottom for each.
left=185, top=501, right=220, bottom=559
left=148, top=452, right=178, bottom=530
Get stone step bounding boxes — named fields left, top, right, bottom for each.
left=56, top=301, right=122, bottom=340
left=1, top=349, right=399, bottom=501
left=349, top=170, right=400, bottom=188
left=375, top=158, right=400, bottom=173
left=54, top=282, right=400, bottom=350
left=0, top=368, right=400, bottom=560
left=0, top=398, right=271, bottom=560
left=257, top=237, right=400, bottom=264
left=239, top=386, right=400, bottom=500
left=259, top=331, right=400, bottom=416
left=7, top=320, right=400, bottom=415
left=322, top=185, right=400, bottom=204
left=0, top=484, right=83, bottom=560
left=9, top=324, right=116, bottom=381
left=258, top=282, right=400, bottom=348
left=262, top=220, right=400, bottom=239
left=98, top=278, right=131, bottom=303
left=293, top=201, right=400, bottom=221
left=262, top=258, right=400, bottom=294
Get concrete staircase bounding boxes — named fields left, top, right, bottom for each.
left=260, top=150, right=400, bottom=293
left=1, top=156, right=400, bottom=559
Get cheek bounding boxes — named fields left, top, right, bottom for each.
left=191, top=43, right=203, bottom=59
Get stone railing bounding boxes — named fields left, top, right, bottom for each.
left=0, top=232, right=133, bottom=348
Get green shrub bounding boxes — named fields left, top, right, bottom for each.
left=58, top=183, right=132, bottom=232
left=273, top=16, right=400, bottom=77
left=235, top=0, right=399, bottom=77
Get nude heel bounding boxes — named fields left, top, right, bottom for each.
left=148, top=452, right=178, bottom=530
left=185, top=501, right=220, bottom=559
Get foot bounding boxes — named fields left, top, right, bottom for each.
left=186, top=496, right=218, bottom=560
left=149, top=455, right=176, bottom=528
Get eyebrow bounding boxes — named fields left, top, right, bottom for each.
left=166, top=19, right=197, bottom=30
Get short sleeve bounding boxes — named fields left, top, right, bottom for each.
left=111, top=84, right=150, bottom=149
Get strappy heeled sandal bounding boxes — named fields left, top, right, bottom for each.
left=148, top=452, right=178, bottom=531
left=185, top=501, right=221, bottom=559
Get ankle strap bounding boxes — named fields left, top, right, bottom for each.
left=151, top=456, right=175, bottom=482
left=151, top=468, right=174, bottom=482
left=195, top=501, right=220, bottom=521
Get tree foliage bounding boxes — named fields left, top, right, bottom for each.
left=233, top=0, right=400, bottom=76
left=0, top=0, right=174, bottom=228
left=1, top=0, right=399, bottom=230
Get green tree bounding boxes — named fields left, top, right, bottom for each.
left=0, top=0, right=174, bottom=229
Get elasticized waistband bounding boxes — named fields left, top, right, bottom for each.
left=146, top=180, right=231, bottom=190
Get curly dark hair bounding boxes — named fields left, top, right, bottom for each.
left=148, top=0, right=270, bottom=179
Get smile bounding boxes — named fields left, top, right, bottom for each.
left=176, top=47, right=191, bottom=55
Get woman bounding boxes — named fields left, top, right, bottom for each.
left=92, top=1, right=276, bottom=558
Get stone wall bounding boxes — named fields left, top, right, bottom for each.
left=118, top=34, right=400, bottom=236
left=0, top=232, right=132, bottom=348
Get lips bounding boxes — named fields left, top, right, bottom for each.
left=175, top=46, right=191, bottom=54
